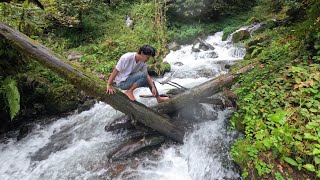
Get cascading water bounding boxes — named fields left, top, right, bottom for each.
left=0, top=26, right=256, bottom=180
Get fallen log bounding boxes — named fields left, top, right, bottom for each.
left=0, top=21, right=185, bottom=143
left=153, top=62, right=259, bottom=114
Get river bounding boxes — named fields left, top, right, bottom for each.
left=0, top=27, right=254, bottom=180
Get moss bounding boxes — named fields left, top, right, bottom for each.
left=231, top=30, right=251, bottom=43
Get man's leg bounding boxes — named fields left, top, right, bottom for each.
left=140, top=81, right=169, bottom=103
left=119, top=72, right=147, bottom=101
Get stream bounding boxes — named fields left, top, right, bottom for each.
left=0, top=25, right=258, bottom=180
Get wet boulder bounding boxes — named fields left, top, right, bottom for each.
left=108, top=135, right=165, bottom=160
left=176, top=103, right=219, bottom=123
left=77, top=99, right=96, bottom=113
left=192, top=38, right=214, bottom=52
left=147, top=62, right=171, bottom=76
left=17, top=123, right=36, bottom=141
left=105, top=115, right=135, bottom=132
left=174, top=62, right=184, bottom=66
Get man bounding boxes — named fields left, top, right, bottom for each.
left=106, top=45, right=169, bottom=103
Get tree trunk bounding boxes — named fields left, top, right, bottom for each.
left=0, top=22, right=185, bottom=143
left=153, top=62, right=259, bottom=114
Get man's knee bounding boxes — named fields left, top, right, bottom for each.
left=136, top=77, right=148, bottom=87
left=135, top=71, right=147, bottom=79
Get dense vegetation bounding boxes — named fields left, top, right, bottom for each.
left=1, top=0, right=319, bottom=179
left=230, top=0, right=320, bottom=178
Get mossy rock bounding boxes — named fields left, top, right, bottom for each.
left=147, top=62, right=171, bottom=76
left=17, top=72, right=80, bottom=116
left=231, top=30, right=251, bottom=43
left=247, top=17, right=260, bottom=24
left=46, top=84, right=79, bottom=114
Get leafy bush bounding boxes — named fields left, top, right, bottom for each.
left=230, top=2, right=320, bottom=177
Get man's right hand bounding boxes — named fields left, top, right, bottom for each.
left=106, top=84, right=116, bottom=95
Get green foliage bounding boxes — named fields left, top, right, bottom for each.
left=1, top=78, right=20, bottom=120
left=168, top=11, right=253, bottom=44
left=167, top=0, right=256, bottom=21
left=0, top=1, right=53, bottom=36
left=168, top=24, right=204, bottom=44
left=49, top=0, right=170, bottom=76
left=230, top=2, right=320, bottom=177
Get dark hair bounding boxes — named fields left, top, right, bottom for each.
left=138, top=45, right=156, bottom=57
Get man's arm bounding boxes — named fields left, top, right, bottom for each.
left=106, top=67, right=119, bottom=95
left=146, top=74, right=157, bottom=96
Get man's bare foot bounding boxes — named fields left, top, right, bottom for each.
left=157, top=96, right=169, bottom=103
left=125, top=91, right=136, bottom=101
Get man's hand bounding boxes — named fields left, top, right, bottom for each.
left=106, top=84, right=116, bottom=95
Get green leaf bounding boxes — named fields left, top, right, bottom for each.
left=304, top=133, right=318, bottom=141
left=313, top=148, right=320, bottom=155
left=283, top=157, right=298, bottom=166
left=310, top=108, right=318, bottom=113
left=2, top=78, right=20, bottom=120
left=268, top=110, right=288, bottom=124
left=263, top=138, right=272, bottom=148
left=306, top=121, right=319, bottom=129
left=314, top=156, right=320, bottom=165
left=303, top=164, right=315, bottom=172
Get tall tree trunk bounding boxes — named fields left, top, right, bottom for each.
left=0, top=21, right=185, bottom=143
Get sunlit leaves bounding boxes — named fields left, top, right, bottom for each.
left=283, top=157, right=298, bottom=166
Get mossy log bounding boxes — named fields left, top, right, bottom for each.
left=0, top=22, right=185, bottom=143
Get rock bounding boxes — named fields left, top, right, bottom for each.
left=108, top=135, right=165, bottom=160
left=231, top=30, right=251, bottom=43
left=225, top=64, right=232, bottom=69
left=196, top=68, right=217, bottom=78
left=174, top=62, right=184, bottom=66
left=105, top=115, right=135, bottom=132
left=191, top=43, right=201, bottom=52
left=247, top=36, right=270, bottom=47
left=17, top=124, right=36, bottom=141
left=199, top=51, right=218, bottom=59
left=125, top=15, right=134, bottom=30
left=66, top=51, right=83, bottom=61
left=175, top=103, right=219, bottom=123
left=167, top=42, right=181, bottom=51
left=192, top=38, right=215, bottom=52
left=147, top=62, right=171, bottom=76
left=77, top=99, right=96, bottom=113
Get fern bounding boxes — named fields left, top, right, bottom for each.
left=2, top=77, right=20, bottom=120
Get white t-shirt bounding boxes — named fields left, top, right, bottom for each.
left=114, top=52, right=148, bottom=85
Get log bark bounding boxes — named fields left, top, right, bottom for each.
left=0, top=22, right=185, bottom=143
left=153, top=62, right=259, bottom=114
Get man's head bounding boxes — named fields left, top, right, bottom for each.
left=138, top=45, right=156, bottom=62
left=139, top=45, right=156, bottom=56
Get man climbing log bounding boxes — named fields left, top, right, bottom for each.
left=106, top=45, right=169, bottom=103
